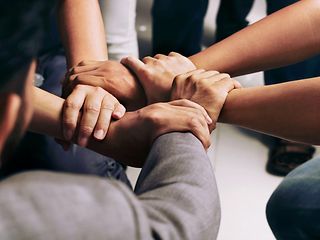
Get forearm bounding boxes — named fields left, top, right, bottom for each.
left=219, top=78, right=320, bottom=145
left=135, top=133, right=220, bottom=239
left=190, top=0, right=320, bottom=76
left=30, top=87, right=149, bottom=166
left=57, top=0, right=107, bottom=67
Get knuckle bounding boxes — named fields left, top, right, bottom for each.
left=209, top=87, right=220, bottom=96
left=65, top=99, right=82, bottom=110
left=142, top=56, right=151, bottom=62
left=84, top=104, right=100, bottom=113
left=209, top=70, right=220, bottom=75
left=143, top=109, right=162, bottom=126
left=101, top=103, right=114, bottom=111
left=181, top=98, right=191, bottom=105
left=221, top=73, right=231, bottom=79
left=74, top=84, right=85, bottom=91
left=94, top=86, right=104, bottom=94
left=189, top=116, right=202, bottom=129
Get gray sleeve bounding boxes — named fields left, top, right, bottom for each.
left=0, top=133, right=220, bottom=240
left=135, top=133, right=221, bottom=240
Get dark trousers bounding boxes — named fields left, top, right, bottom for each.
left=266, top=157, right=320, bottom=239
left=152, top=0, right=209, bottom=56
left=3, top=48, right=130, bottom=186
left=152, top=0, right=320, bottom=83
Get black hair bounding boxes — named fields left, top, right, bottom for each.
left=0, top=1, right=56, bottom=85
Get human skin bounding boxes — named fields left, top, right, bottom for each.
left=189, top=0, right=320, bottom=76
left=57, top=0, right=108, bottom=66
left=57, top=0, right=138, bottom=146
left=117, top=0, right=320, bottom=145
left=56, top=0, right=320, bottom=147
left=171, top=70, right=320, bottom=146
left=0, top=61, right=36, bottom=164
left=30, top=87, right=211, bottom=167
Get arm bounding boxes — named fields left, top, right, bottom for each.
left=219, top=78, right=320, bottom=145
left=57, top=0, right=107, bottom=67
left=30, top=87, right=211, bottom=167
left=190, top=0, right=320, bottom=76
left=0, top=133, right=219, bottom=240
left=170, top=71, right=320, bottom=145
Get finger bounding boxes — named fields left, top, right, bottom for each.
left=188, top=116, right=211, bottom=149
left=142, top=56, right=156, bottom=65
left=215, top=77, right=237, bottom=93
left=63, top=85, right=87, bottom=141
left=154, top=54, right=168, bottom=60
left=69, top=64, right=101, bottom=75
left=206, top=73, right=231, bottom=83
left=93, top=94, right=116, bottom=140
left=193, top=70, right=220, bottom=80
left=63, top=74, right=93, bottom=97
left=169, top=99, right=212, bottom=124
left=233, top=79, right=242, bottom=89
left=112, top=102, right=126, bottom=119
left=69, top=69, right=105, bottom=81
left=171, top=69, right=207, bottom=100
left=78, top=87, right=105, bottom=146
left=78, top=60, right=101, bottom=66
left=121, top=56, right=146, bottom=76
left=178, top=107, right=211, bottom=149
left=152, top=105, right=211, bottom=148
left=168, top=52, right=183, bottom=57
left=73, top=75, right=104, bottom=87
left=177, top=69, right=206, bottom=80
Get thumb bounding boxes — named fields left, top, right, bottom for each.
left=121, top=56, right=146, bottom=78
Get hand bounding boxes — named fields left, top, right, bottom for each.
left=62, top=84, right=126, bottom=147
left=121, top=52, right=196, bottom=104
left=63, top=60, right=146, bottom=111
left=171, top=69, right=242, bottom=131
left=105, top=99, right=212, bottom=167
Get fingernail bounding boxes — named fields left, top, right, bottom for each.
left=63, top=129, right=73, bottom=141
left=78, top=136, right=88, bottom=147
left=94, top=129, right=105, bottom=140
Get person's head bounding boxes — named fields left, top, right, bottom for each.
left=0, top=1, right=55, bottom=163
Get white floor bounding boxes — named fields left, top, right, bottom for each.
left=128, top=1, right=320, bottom=239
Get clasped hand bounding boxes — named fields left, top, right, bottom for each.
left=60, top=53, right=240, bottom=152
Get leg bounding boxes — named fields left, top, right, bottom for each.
left=99, top=0, right=139, bottom=60
left=152, top=0, right=209, bottom=56
left=215, top=0, right=254, bottom=42
left=266, top=157, right=320, bottom=239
